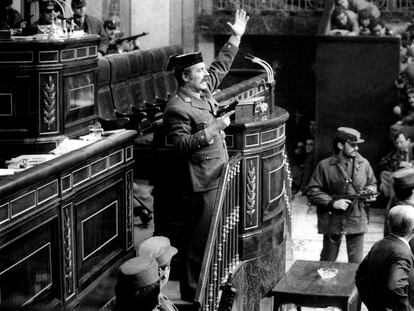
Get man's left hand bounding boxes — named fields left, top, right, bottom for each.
left=226, top=9, right=249, bottom=38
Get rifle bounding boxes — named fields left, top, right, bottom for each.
left=217, top=273, right=237, bottom=311
left=332, top=192, right=379, bottom=201
left=217, top=99, right=238, bottom=117
left=115, top=31, right=148, bottom=45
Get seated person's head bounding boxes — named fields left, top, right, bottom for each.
left=370, top=18, right=386, bottom=36
left=392, top=131, right=410, bottom=152
left=393, top=168, right=414, bottom=201
left=103, top=19, right=117, bottom=39
left=387, top=204, right=414, bottom=237
left=335, top=0, right=350, bottom=10
left=39, top=1, right=55, bottom=24
left=71, top=0, right=86, bottom=18
left=305, top=138, right=315, bottom=154
left=115, top=255, right=161, bottom=311
left=138, top=236, right=178, bottom=289
left=358, top=9, right=372, bottom=29
left=331, top=8, right=350, bottom=29
left=408, top=87, right=414, bottom=107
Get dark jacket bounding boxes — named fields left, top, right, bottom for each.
left=306, top=153, right=377, bottom=235
left=163, top=41, right=238, bottom=192
left=74, top=14, right=108, bottom=55
left=0, top=7, right=22, bottom=30
left=356, top=234, right=414, bottom=311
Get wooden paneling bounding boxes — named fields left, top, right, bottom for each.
left=0, top=130, right=137, bottom=309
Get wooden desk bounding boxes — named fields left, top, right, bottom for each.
left=271, top=260, right=361, bottom=311
left=0, top=130, right=137, bottom=309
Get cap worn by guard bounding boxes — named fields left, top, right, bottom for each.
left=165, top=52, right=203, bottom=72
left=40, top=0, right=55, bottom=11
left=71, top=0, right=86, bottom=8
left=118, top=255, right=160, bottom=289
left=393, top=168, right=414, bottom=188
left=336, top=127, right=365, bottom=144
left=103, top=20, right=117, bottom=30
left=138, top=236, right=178, bottom=267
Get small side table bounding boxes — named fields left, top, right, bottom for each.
left=270, top=260, right=361, bottom=311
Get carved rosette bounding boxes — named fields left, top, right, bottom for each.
left=246, top=159, right=257, bottom=226
left=40, top=74, right=58, bottom=133
left=62, top=203, right=75, bottom=300
left=126, top=169, right=133, bottom=249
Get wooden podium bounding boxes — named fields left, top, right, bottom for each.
left=0, top=34, right=101, bottom=160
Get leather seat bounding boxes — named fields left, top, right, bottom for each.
left=107, top=53, right=134, bottom=116
left=97, top=57, right=129, bottom=130
left=151, top=47, right=169, bottom=102
left=139, top=49, right=158, bottom=106
left=126, top=51, right=146, bottom=109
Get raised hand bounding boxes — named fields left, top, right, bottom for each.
left=226, top=9, right=249, bottom=38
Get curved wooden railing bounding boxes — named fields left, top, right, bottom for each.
left=194, top=154, right=242, bottom=311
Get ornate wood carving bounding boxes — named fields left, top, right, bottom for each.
left=126, top=169, right=133, bottom=249
left=40, top=74, right=57, bottom=133
left=63, top=203, right=75, bottom=300
left=246, top=160, right=256, bottom=221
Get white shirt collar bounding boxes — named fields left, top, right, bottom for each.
left=391, top=233, right=411, bottom=249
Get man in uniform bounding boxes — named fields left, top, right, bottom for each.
left=71, top=0, right=108, bottom=57
left=306, top=127, right=377, bottom=263
left=384, top=168, right=414, bottom=235
left=162, top=9, right=249, bottom=301
left=0, top=0, right=22, bottom=30
left=138, top=236, right=179, bottom=310
left=114, top=255, right=161, bottom=311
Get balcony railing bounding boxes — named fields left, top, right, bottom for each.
left=194, top=154, right=242, bottom=311
left=200, top=0, right=414, bottom=16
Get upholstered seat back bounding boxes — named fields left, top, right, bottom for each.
left=97, top=57, right=116, bottom=121
left=107, top=53, right=134, bottom=115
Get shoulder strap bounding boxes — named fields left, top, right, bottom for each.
left=335, top=160, right=358, bottom=194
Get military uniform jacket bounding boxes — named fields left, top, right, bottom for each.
left=356, top=234, right=414, bottom=311
left=306, top=153, right=377, bottom=235
left=163, top=41, right=238, bottom=192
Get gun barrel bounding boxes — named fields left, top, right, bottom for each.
left=115, top=32, right=149, bottom=44
left=332, top=193, right=379, bottom=200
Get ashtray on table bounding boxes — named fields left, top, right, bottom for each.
left=317, top=267, right=338, bottom=279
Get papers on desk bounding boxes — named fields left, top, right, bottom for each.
left=0, top=168, right=24, bottom=176
left=6, top=154, right=57, bottom=170
left=51, top=138, right=93, bottom=155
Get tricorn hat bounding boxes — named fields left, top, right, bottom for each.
left=118, top=255, right=160, bottom=289
left=138, top=236, right=178, bottom=267
left=393, top=168, right=414, bottom=188
left=335, top=127, right=365, bottom=144
left=165, top=52, right=203, bottom=72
